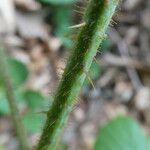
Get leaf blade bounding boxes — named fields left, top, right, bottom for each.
left=94, top=116, right=150, bottom=150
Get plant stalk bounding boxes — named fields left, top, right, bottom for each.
left=37, top=0, right=119, bottom=149
left=0, top=48, right=29, bottom=150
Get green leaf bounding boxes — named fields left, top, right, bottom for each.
left=0, top=90, right=25, bottom=115
left=0, top=145, right=6, bottom=150
left=23, top=112, right=46, bottom=133
left=8, top=58, right=28, bottom=87
left=22, top=90, right=50, bottom=133
left=38, top=0, right=75, bottom=5
left=22, top=90, right=47, bottom=111
left=94, top=116, right=150, bottom=150
left=0, top=93, right=10, bottom=114
left=54, top=6, right=73, bottom=47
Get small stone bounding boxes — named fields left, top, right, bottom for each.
left=80, top=122, right=95, bottom=150
left=104, top=102, right=127, bottom=119
left=73, top=108, right=85, bottom=123
left=88, top=88, right=100, bottom=100
left=115, top=81, right=133, bottom=102
left=125, top=27, right=138, bottom=45
left=142, top=10, right=150, bottom=30
left=6, top=137, right=19, bottom=150
left=62, top=119, right=77, bottom=145
left=48, top=37, right=62, bottom=52
left=124, top=0, right=142, bottom=10
left=134, top=87, right=150, bottom=111
left=0, top=133, right=10, bottom=145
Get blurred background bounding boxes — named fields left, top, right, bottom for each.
left=0, top=0, right=150, bottom=149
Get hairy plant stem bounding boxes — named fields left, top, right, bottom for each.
left=37, top=0, right=119, bottom=149
left=0, top=48, right=29, bottom=150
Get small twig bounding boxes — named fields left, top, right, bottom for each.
left=109, top=28, right=142, bottom=90
left=101, top=53, right=150, bottom=73
left=97, top=68, right=118, bottom=88
left=0, top=47, right=29, bottom=150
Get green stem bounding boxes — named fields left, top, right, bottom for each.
left=0, top=48, right=29, bottom=150
left=37, top=0, right=119, bottom=150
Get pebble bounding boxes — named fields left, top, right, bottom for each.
left=134, top=87, right=150, bottom=111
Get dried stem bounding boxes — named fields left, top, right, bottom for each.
left=0, top=48, right=29, bottom=150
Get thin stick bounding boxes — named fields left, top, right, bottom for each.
left=108, top=28, right=142, bottom=90
left=0, top=48, right=29, bottom=150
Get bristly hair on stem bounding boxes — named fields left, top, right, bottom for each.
left=0, top=47, right=29, bottom=150
left=37, top=0, right=119, bottom=150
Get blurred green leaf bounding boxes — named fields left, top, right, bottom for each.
left=7, top=58, right=28, bottom=87
left=23, top=112, right=46, bottom=133
left=23, top=90, right=47, bottom=111
left=94, top=116, right=150, bottom=150
left=0, top=90, right=25, bottom=115
left=38, top=0, right=75, bottom=5
left=54, top=6, right=73, bottom=47
left=0, top=145, right=6, bottom=150
left=22, top=90, right=50, bottom=133
left=0, top=58, right=28, bottom=88
left=0, top=93, right=10, bottom=114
